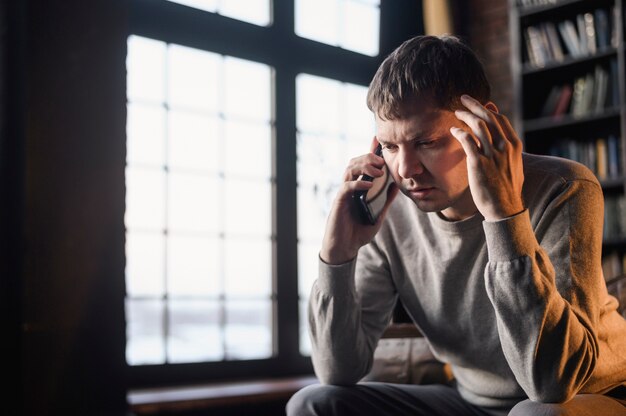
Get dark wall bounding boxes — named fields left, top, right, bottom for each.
left=0, top=0, right=26, bottom=413
left=465, top=0, right=513, bottom=118
left=2, top=0, right=129, bottom=414
left=0, top=0, right=504, bottom=414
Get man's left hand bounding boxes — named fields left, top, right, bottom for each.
left=450, top=94, right=525, bottom=222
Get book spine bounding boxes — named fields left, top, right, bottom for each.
left=596, top=138, right=608, bottom=179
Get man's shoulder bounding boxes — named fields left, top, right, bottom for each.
left=522, top=152, right=600, bottom=187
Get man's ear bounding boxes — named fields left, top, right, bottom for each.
left=485, top=101, right=499, bottom=113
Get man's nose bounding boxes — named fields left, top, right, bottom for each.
left=397, top=149, right=424, bottom=179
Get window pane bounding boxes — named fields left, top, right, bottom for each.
left=224, top=57, right=272, bottom=122
left=224, top=239, right=271, bottom=297
left=168, top=111, right=220, bottom=173
left=168, top=299, right=223, bottom=363
left=296, top=132, right=343, bottom=188
left=126, top=36, right=274, bottom=365
left=298, top=241, right=319, bottom=297
left=345, top=84, right=374, bottom=138
left=167, top=0, right=217, bottom=12
left=126, top=231, right=165, bottom=297
left=224, top=178, right=271, bottom=238
left=127, top=36, right=166, bottom=103
left=168, top=172, right=220, bottom=233
left=167, top=235, right=220, bottom=296
left=296, top=74, right=341, bottom=134
left=125, top=167, right=166, bottom=230
left=295, top=0, right=380, bottom=57
left=127, top=103, right=166, bottom=167
left=223, top=120, right=271, bottom=180
left=220, top=0, right=271, bottom=26
left=342, top=0, right=380, bottom=56
left=225, top=299, right=272, bottom=359
left=166, top=0, right=271, bottom=26
left=168, top=45, right=220, bottom=112
left=296, top=75, right=374, bottom=356
left=299, top=298, right=311, bottom=356
left=295, top=0, right=339, bottom=47
left=297, top=184, right=330, bottom=243
left=126, top=299, right=166, bottom=365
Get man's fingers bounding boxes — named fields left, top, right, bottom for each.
left=460, top=94, right=494, bottom=119
left=343, top=153, right=385, bottom=181
left=454, top=110, right=493, bottom=157
left=461, top=95, right=517, bottom=151
left=450, top=126, right=480, bottom=162
left=342, top=179, right=373, bottom=193
left=498, top=114, right=523, bottom=151
left=344, top=165, right=385, bottom=181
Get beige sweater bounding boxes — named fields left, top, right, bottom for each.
left=309, top=153, right=626, bottom=409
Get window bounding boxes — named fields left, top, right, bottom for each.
left=166, top=0, right=272, bottom=26
left=295, top=0, right=381, bottom=56
left=295, top=74, right=374, bottom=354
left=126, top=36, right=274, bottom=365
left=126, top=0, right=422, bottom=387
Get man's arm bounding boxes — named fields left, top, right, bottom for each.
left=482, top=177, right=604, bottom=403
left=309, top=242, right=398, bottom=385
left=309, top=138, right=399, bottom=385
left=451, top=95, right=605, bottom=402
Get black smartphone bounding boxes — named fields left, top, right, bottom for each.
left=353, top=144, right=394, bottom=225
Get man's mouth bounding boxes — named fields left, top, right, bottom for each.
left=406, top=187, right=435, bottom=198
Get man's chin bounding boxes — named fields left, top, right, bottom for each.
left=401, top=192, right=447, bottom=213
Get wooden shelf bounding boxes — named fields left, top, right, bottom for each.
left=599, top=176, right=626, bottom=188
left=519, top=0, right=591, bottom=18
left=518, top=0, right=614, bottom=18
left=523, top=107, right=621, bottom=133
left=512, top=0, right=626, bottom=263
left=522, top=47, right=617, bottom=75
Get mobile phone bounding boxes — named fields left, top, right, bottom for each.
left=353, top=144, right=394, bottom=225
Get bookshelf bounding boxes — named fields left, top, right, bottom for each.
left=510, top=0, right=626, bottom=282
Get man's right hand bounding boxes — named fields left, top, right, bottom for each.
left=319, top=139, right=399, bottom=265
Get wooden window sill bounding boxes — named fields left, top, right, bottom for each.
left=128, top=375, right=318, bottom=414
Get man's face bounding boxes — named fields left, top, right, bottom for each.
left=375, top=100, right=477, bottom=221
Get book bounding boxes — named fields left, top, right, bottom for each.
left=582, top=72, right=595, bottom=115
left=592, top=65, right=608, bottom=113
left=558, top=20, right=581, bottom=57
left=608, top=135, right=621, bottom=177
left=571, top=76, right=587, bottom=117
left=577, top=14, right=588, bottom=56
left=583, top=141, right=598, bottom=173
left=543, top=22, right=564, bottom=62
left=609, top=58, right=619, bottom=107
left=525, top=26, right=548, bottom=67
left=612, top=5, right=619, bottom=48
left=594, top=9, right=610, bottom=49
left=541, top=85, right=562, bottom=117
left=524, top=29, right=539, bottom=66
left=596, top=138, right=608, bottom=179
left=553, top=84, right=573, bottom=118
left=583, top=12, right=597, bottom=55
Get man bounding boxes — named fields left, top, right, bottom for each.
left=287, top=35, right=626, bottom=416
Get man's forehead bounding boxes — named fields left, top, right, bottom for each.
left=375, top=107, right=453, bottom=140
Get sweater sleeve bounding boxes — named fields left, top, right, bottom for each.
left=482, top=177, right=605, bottom=403
left=309, top=242, right=398, bottom=385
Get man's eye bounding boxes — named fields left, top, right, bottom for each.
left=382, top=144, right=398, bottom=152
left=417, top=140, right=436, bottom=148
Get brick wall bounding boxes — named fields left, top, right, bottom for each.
left=462, top=0, right=514, bottom=119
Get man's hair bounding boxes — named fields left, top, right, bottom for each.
left=367, top=35, right=491, bottom=119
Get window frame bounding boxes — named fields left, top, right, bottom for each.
left=128, top=0, right=423, bottom=388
